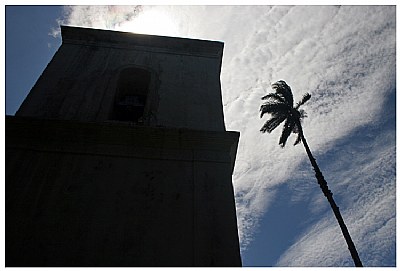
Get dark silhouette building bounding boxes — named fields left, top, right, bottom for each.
left=6, top=26, right=242, bottom=266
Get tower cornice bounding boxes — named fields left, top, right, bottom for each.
left=61, top=25, right=224, bottom=59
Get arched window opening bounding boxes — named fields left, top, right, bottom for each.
left=113, top=68, right=151, bottom=123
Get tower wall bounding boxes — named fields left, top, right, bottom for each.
left=16, top=26, right=226, bottom=131
left=6, top=26, right=241, bottom=267
left=6, top=116, right=240, bottom=266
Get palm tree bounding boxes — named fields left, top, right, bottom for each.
left=259, top=80, right=363, bottom=267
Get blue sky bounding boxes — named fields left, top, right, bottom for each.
left=4, top=5, right=397, bottom=267
left=6, top=5, right=62, bottom=115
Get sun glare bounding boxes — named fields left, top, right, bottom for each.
left=116, top=9, right=180, bottom=37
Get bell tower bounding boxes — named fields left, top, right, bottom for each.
left=6, top=26, right=241, bottom=267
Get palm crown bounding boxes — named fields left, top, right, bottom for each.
left=260, top=80, right=311, bottom=147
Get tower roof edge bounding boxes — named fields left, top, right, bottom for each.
left=60, top=25, right=224, bottom=58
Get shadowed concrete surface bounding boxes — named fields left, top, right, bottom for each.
left=6, top=117, right=240, bottom=266
left=6, top=26, right=241, bottom=267
left=16, top=26, right=226, bottom=131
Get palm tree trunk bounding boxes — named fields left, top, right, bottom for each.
left=297, top=124, right=363, bottom=267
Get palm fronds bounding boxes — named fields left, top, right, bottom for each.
left=260, top=102, right=288, bottom=118
left=295, top=93, right=311, bottom=109
left=260, top=80, right=311, bottom=146
left=260, top=114, right=286, bottom=133
left=271, top=80, right=294, bottom=107
left=279, top=118, right=297, bottom=147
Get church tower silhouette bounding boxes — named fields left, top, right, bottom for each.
left=6, top=26, right=242, bottom=267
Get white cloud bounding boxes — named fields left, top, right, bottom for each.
left=276, top=132, right=396, bottom=266
left=64, top=5, right=142, bottom=29
left=60, top=5, right=396, bottom=266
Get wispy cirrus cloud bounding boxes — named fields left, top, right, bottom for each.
left=50, top=5, right=142, bottom=37
left=276, top=121, right=396, bottom=266
left=56, top=5, right=396, bottom=266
